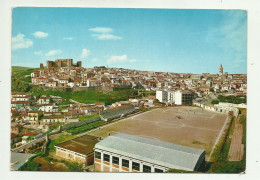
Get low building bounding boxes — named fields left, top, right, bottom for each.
left=94, top=133, right=206, bottom=172
left=42, top=115, right=65, bottom=124
left=55, top=135, right=99, bottom=166
left=22, top=132, right=36, bottom=144
left=28, top=111, right=40, bottom=124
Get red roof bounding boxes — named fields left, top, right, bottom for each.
left=95, top=102, right=105, bottom=106
left=11, top=133, right=17, bottom=138
left=24, top=132, right=35, bottom=137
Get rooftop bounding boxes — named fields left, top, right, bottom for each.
left=95, top=133, right=205, bottom=171
left=55, top=135, right=99, bottom=156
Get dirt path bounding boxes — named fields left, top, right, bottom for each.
left=228, top=115, right=244, bottom=161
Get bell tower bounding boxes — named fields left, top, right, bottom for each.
left=218, top=64, right=223, bottom=75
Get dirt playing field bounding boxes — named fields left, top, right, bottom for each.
left=87, top=106, right=228, bottom=159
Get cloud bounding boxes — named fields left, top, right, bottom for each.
left=45, top=50, right=62, bottom=57
left=89, top=27, right=122, bottom=40
left=89, top=27, right=113, bottom=34
left=64, top=37, right=73, bottom=40
left=12, top=33, right=33, bottom=50
left=33, top=31, right=48, bottom=38
left=107, top=55, right=137, bottom=64
left=92, top=34, right=122, bottom=40
left=81, top=48, right=90, bottom=59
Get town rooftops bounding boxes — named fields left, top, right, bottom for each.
left=95, top=133, right=205, bottom=171
left=55, top=135, right=99, bottom=156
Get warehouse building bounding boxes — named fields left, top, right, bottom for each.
left=94, top=133, right=206, bottom=172
left=55, top=135, right=99, bottom=166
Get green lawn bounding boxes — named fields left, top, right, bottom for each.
left=79, top=114, right=100, bottom=121
left=31, top=89, right=135, bottom=105
left=47, top=134, right=77, bottom=153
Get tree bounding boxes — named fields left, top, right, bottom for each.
left=211, top=100, right=219, bottom=104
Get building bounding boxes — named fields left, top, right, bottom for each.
left=156, top=90, right=168, bottom=103
left=55, top=135, right=99, bottom=166
left=94, top=133, right=206, bottom=172
left=174, top=91, right=194, bottom=105
left=218, top=64, right=223, bottom=75
left=27, top=111, right=40, bottom=124
left=46, top=59, right=82, bottom=68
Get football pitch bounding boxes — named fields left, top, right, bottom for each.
left=87, top=106, right=228, bottom=159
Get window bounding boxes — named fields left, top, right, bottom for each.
left=122, top=159, right=129, bottom=168
left=112, top=156, right=119, bottom=165
left=155, top=168, right=163, bottom=173
left=103, top=154, right=110, bottom=162
left=143, top=165, right=151, bottom=173
left=95, top=151, right=101, bottom=159
left=132, top=162, right=140, bottom=171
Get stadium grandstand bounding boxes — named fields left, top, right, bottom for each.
left=99, top=105, right=137, bottom=121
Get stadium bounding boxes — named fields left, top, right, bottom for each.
left=87, top=106, right=228, bottom=160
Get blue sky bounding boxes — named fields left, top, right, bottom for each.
left=12, top=8, right=247, bottom=74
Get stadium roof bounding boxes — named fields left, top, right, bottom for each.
left=95, top=133, right=205, bottom=171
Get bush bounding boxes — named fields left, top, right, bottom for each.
left=217, top=95, right=246, bottom=104
left=19, top=155, right=40, bottom=171
left=211, top=100, right=219, bottom=104
left=61, top=160, right=83, bottom=172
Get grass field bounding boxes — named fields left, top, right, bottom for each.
left=87, top=106, right=228, bottom=159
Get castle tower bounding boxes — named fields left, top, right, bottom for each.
left=218, top=64, right=223, bottom=75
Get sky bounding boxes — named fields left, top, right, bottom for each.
left=11, top=8, right=247, bottom=74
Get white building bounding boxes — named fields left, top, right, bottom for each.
left=157, top=90, right=193, bottom=105
left=156, top=90, right=168, bottom=103
left=94, top=133, right=206, bottom=172
left=174, top=91, right=194, bottom=105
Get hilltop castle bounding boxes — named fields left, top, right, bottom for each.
left=46, top=59, right=82, bottom=68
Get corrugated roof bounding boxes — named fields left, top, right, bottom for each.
left=95, top=133, right=205, bottom=171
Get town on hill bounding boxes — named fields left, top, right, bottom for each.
left=11, top=59, right=246, bottom=173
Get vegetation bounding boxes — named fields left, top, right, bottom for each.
left=12, top=66, right=43, bottom=92
left=139, top=91, right=156, bottom=97
left=211, top=100, right=219, bottom=104
left=209, top=115, right=234, bottom=163
left=47, top=134, right=77, bottom=153
left=46, top=124, right=60, bottom=133
left=60, top=160, right=83, bottom=172
left=58, top=100, right=74, bottom=105
left=166, top=169, right=198, bottom=173
left=18, top=152, right=43, bottom=171
left=78, top=114, right=100, bottom=121
left=209, top=111, right=246, bottom=173
left=217, top=95, right=246, bottom=104
left=66, top=120, right=106, bottom=135
left=31, top=89, right=136, bottom=105
left=140, top=107, right=149, bottom=112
